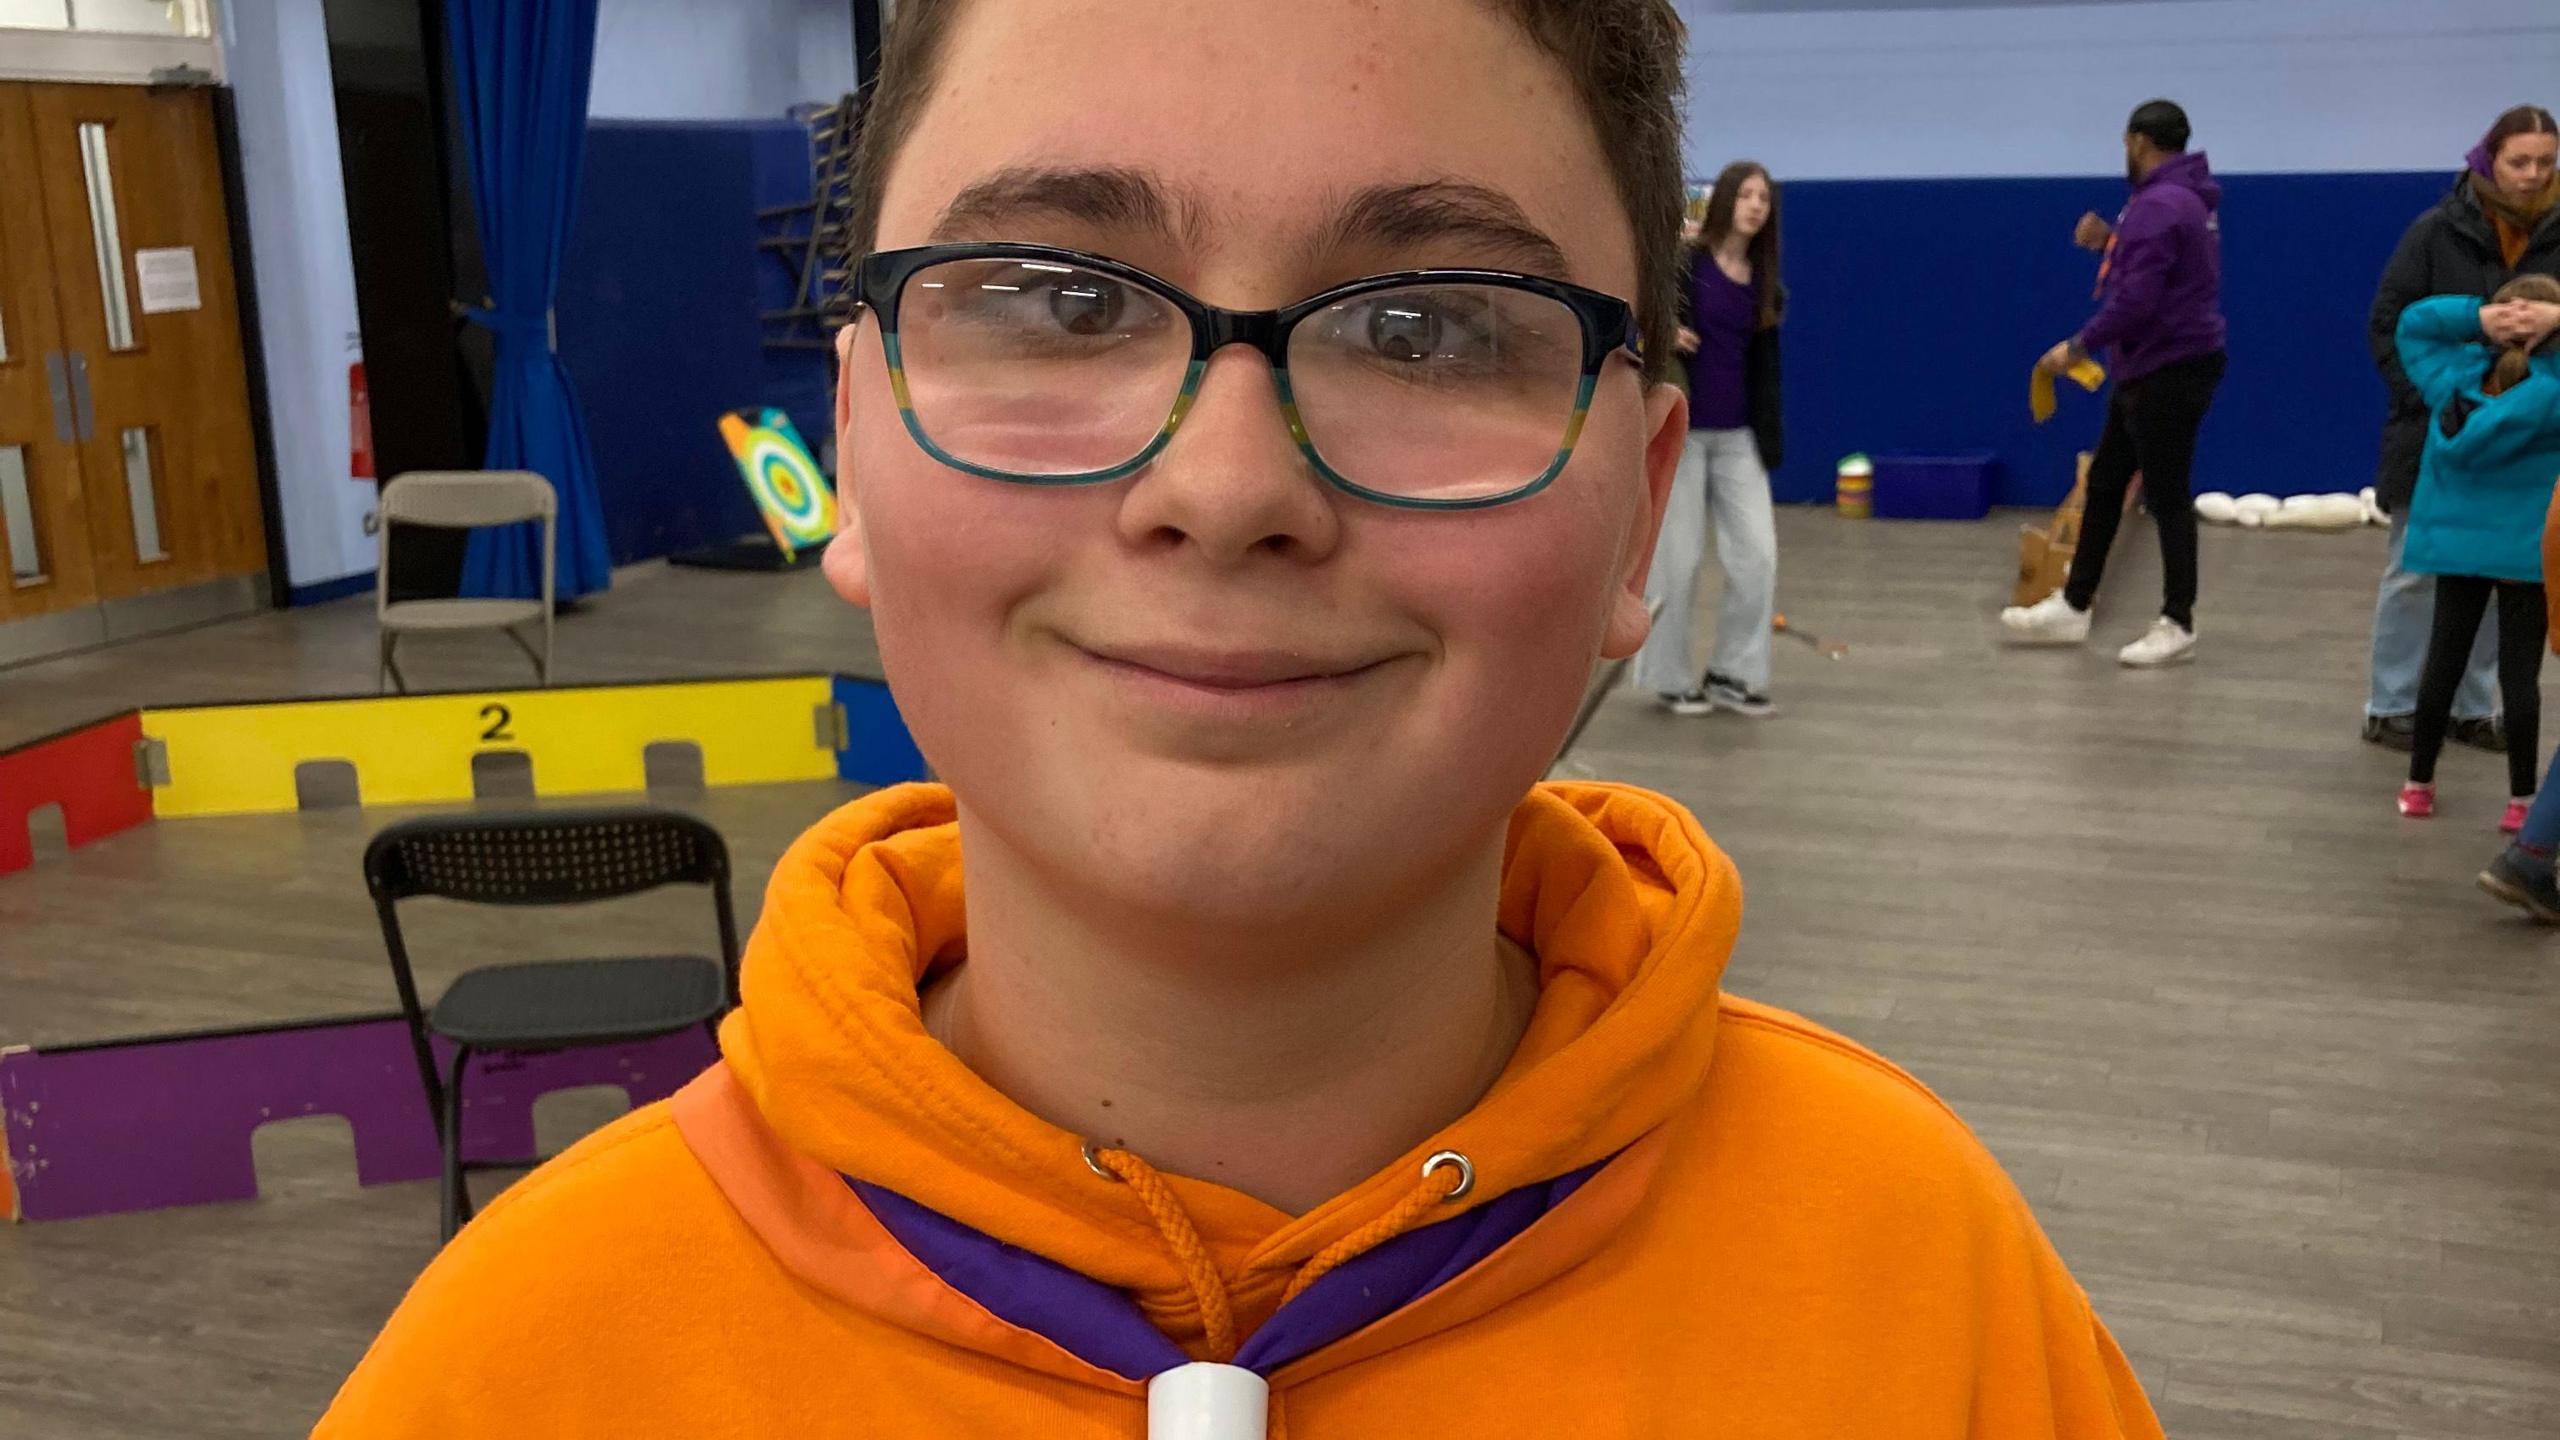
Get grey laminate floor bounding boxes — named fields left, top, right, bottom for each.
left=5, top=512, right=2556, bottom=1437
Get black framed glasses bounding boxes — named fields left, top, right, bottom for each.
left=850, top=243, right=1642, bottom=510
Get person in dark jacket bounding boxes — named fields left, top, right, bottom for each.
left=2003, top=100, right=2227, bottom=668
left=2362, top=105, right=2560, bottom=752
left=1636, top=160, right=1785, bottom=717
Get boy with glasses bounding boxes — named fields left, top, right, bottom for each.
left=320, top=3, right=2165, bottom=1436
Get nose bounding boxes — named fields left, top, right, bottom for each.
left=1111, top=347, right=1343, bottom=566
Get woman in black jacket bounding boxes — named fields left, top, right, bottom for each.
left=1635, top=161, right=1786, bottom=718
left=2363, top=105, right=2560, bottom=750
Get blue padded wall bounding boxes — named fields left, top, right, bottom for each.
left=1773, top=169, right=2455, bottom=508
left=559, top=120, right=835, bottom=564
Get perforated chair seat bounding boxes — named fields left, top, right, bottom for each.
left=429, top=955, right=725, bottom=1051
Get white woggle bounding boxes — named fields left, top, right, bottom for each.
left=2195, top=491, right=2239, bottom=524
left=1150, top=1364, right=1269, bottom=1440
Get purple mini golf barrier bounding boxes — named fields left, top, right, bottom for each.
left=1, top=1014, right=718, bottom=1223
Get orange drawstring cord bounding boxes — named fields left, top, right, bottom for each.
left=1093, top=1147, right=1242, bottom=1362
left=1089, top=1144, right=1475, bottom=1359
left=1278, top=1163, right=1466, bottom=1307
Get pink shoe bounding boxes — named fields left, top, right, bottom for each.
left=2398, top=783, right=2436, bottom=818
left=2504, top=797, right=2532, bottom=834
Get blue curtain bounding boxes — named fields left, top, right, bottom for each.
left=449, top=0, right=613, bottom=601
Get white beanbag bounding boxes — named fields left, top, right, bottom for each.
left=2262, top=493, right=2369, bottom=531
left=2195, top=492, right=2239, bottom=524
left=2316, top=493, right=2371, bottom=529
left=2233, top=493, right=2280, bottom=528
left=2361, top=487, right=2384, bottom=525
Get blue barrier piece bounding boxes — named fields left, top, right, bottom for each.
left=833, top=674, right=930, bottom=787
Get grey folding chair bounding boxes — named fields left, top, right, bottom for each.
left=363, top=807, right=740, bottom=1239
left=375, top=470, right=556, bottom=693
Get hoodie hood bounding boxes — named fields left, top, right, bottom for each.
left=700, top=781, right=1740, bottom=1369
left=2141, top=149, right=2221, bottom=211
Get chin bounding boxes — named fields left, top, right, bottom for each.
left=972, top=744, right=1532, bottom=935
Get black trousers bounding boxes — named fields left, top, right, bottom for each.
left=2065, top=350, right=2227, bottom=629
left=2411, top=574, right=2545, bottom=794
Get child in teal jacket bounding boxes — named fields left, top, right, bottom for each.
left=2396, top=278, right=2560, bottom=826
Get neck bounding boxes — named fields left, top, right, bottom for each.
left=922, top=811, right=1540, bottom=1215
left=1714, top=233, right=1752, bottom=266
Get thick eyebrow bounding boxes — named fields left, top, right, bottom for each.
left=1311, top=180, right=1573, bottom=279
left=928, top=165, right=1206, bottom=247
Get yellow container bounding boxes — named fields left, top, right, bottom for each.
left=1835, top=459, right=1874, bottom=520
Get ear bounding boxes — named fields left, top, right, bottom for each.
left=1599, top=379, right=1689, bottom=660
left=824, top=322, right=873, bottom=609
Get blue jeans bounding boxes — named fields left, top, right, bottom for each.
left=2368, top=512, right=2498, bottom=720
left=1635, top=429, right=1777, bottom=694
left=2520, top=758, right=2560, bottom=852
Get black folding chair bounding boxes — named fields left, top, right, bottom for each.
left=363, top=807, right=741, bottom=1239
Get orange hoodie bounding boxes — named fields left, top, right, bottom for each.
left=317, top=783, right=2164, bottom=1438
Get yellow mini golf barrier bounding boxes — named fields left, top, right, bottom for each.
left=142, top=675, right=842, bottom=818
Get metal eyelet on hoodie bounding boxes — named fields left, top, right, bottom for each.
left=1423, top=1150, right=1475, bottom=1202
left=1083, top=1139, right=1122, bottom=1182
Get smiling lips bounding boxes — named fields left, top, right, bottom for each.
left=1078, top=641, right=1398, bottom=693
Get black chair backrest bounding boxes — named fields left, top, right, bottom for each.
left=365, top=808, right=730, bottom=906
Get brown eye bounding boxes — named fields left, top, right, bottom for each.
left=1050, top=281, right=1125, bottom=336
left=1367, top=303, right=1442, bottom=362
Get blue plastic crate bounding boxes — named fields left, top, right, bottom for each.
left=1870, top=454, right=1997, bottom=521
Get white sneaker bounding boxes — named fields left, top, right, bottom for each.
left=2118, top=616, right=2197, bottom=668
left=2000, top=590, right=2091, bottom=646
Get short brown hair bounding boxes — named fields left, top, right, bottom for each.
left=845, top=0, right=1691, bottom=381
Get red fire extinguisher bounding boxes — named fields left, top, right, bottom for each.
left=350, top=361, right=375, bottom=481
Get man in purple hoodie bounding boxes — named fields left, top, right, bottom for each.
left=2004, top=99, right=2229, bottom=668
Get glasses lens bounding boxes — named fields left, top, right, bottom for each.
left=896, top=256, right=1191, bottom=478
left=1286, top=283, right=1589, bottom=503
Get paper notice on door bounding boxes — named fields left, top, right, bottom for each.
left=135, top=248, right=203, bottom=315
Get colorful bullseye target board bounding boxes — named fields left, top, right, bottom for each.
left=719, top=408, right=838, bottom=559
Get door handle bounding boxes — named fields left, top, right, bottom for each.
left=66, top=351, right=96, bottom=442
left=44, top=352, right=76, bottom=442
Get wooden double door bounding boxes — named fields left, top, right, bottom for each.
left=0, top=80, right=266, bottom=657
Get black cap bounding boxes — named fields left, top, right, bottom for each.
left=2127, top=100, right=2191, bottom=153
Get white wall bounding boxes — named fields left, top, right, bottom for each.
left=219, top=0, right=375, bottom=591
left=588, top=0, right=860, bottom=121
left=0, top=0, right=200, bottom=33
left=1679, top=0, right=2560, bottom=180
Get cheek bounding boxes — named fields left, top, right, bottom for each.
left=1380, top=463, right=1635, bottom=733
left=847, top=364, right=1067, bottom=721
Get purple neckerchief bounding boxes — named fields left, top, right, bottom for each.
left=851, top=1157, right=1607, bottom=1383
left=2469, top=142, right=2495, bottom=181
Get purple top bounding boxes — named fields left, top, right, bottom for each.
left=851, top=1156, right=1606, bottom=1383
left=2077, top=150, right=2228, bottom=384
left=1687, top=253, right=1756, bottom=431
